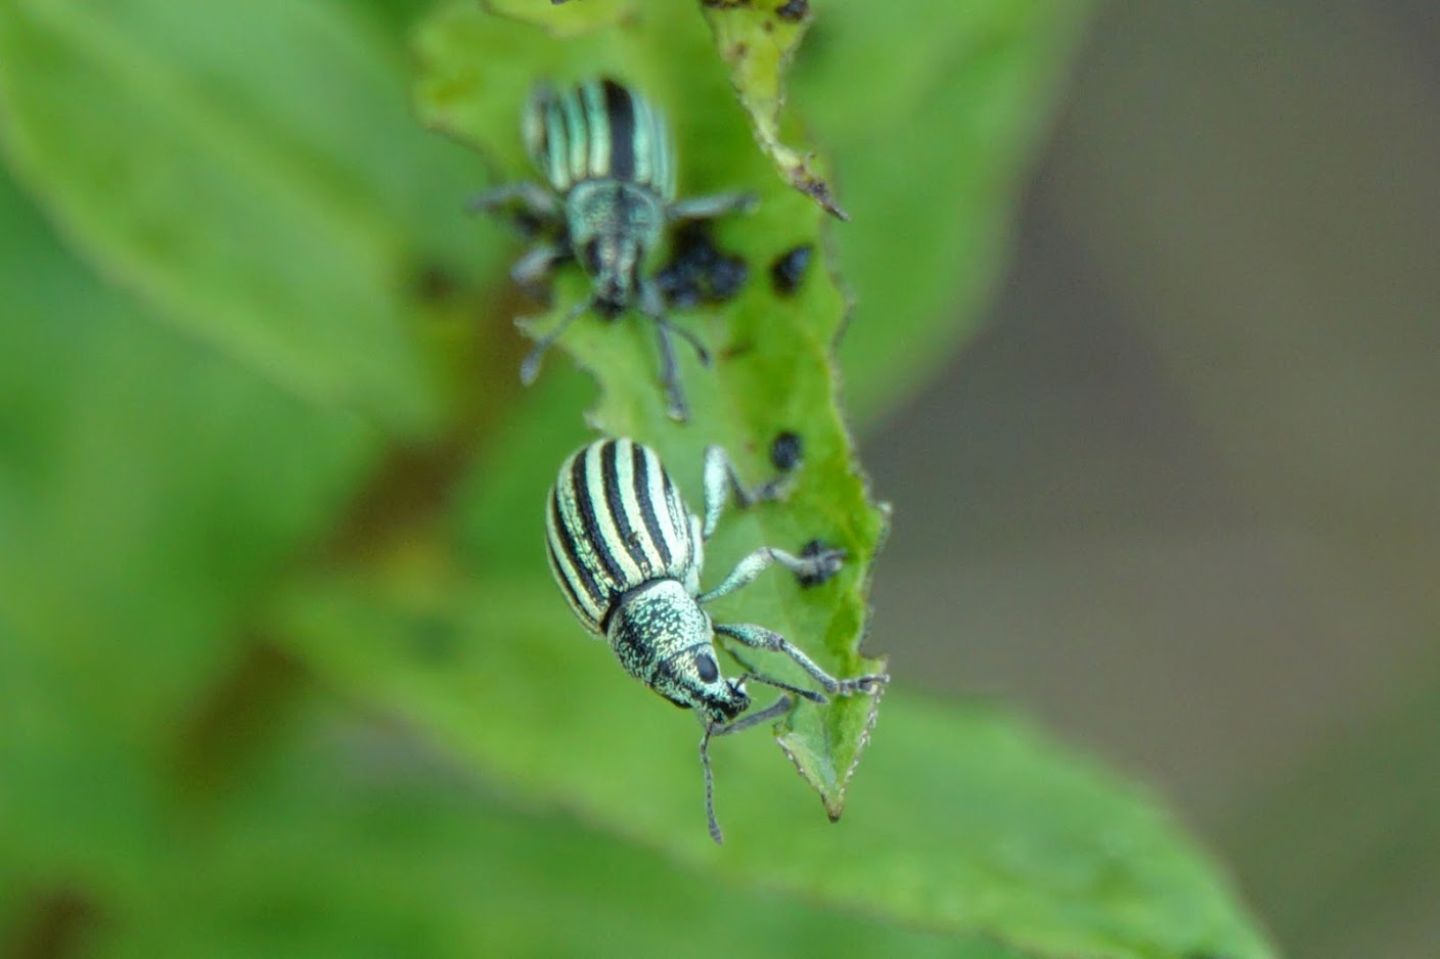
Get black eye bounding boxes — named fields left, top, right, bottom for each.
left=581, top=238, right=603, bottom=274
left=695, top=652, right=718, bottom=683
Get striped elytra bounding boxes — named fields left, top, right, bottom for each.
left=524, top=78, right=677, bottom=200
left=545, top=438, right=701, bottom=634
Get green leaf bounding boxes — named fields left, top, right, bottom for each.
left=416, top=3, right=887, bottom=818
left=96, top=715, right=1015, bottom=959
left=790, top=0, right=1092, bottom=421
left=0, top=0, right=484, bottom=433
left=274, top=574, right=1273, bottom=959
left=700, top=0, right=846, bottom=217
left=484, top=0, right=635, bottom=36
left=0, top=158, right=371, bottom=894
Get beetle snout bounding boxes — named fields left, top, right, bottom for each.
left=715, top=679, right=750, bottom=722
left=593, top=292, right=625, bottom=319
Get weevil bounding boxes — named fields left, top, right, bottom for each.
left=545, top=437, right=887, bottom=842
left=473, top=78, right=756, bottom=421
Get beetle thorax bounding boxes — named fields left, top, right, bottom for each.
left=566, top=180, right=664, bottom=313
left=607, top=579, right=748, bottom=723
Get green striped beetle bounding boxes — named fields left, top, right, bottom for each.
left=546, top=437, right=887, bottom=842
left=473, top=78, right=755, bottom=422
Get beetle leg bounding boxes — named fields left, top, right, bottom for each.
left=466, top=180, right=560, bottom=222
left=714, top=622, right=888, bottom=697
left=668, top=191, right=758, bottom=221
left=698, top=545, right=844, bottom=602
left=640, top=282, right=708, bottom=422
left=652, top=320, right=689, bottom=423
left=729, top=670, right=826, bottom=704
left=518, top=297, right=590, bottom=385
left=699, top=446, right=797, bottom=539
left=510, top=241, right=568, bottom=292
left=699, top=694, right=795, bottom=844
left=640, top=281, right=711, bottom=367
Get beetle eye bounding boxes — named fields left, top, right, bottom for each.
left=580, top=238, right=603, bottom=274
left=695, top=652, right=718, bottom=683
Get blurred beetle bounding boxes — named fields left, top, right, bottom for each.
left=474, top=79, right=755, bottom=421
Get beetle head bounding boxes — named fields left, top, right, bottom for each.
left=659, top=648, right=750, bottom=725
left=567, top=181, right=663, bottom=316
left=583, top=234, right=640, bottom=317
left=607, top=580, right=749, bottom=724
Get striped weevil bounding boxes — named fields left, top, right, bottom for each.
left=544, top=437, right=888, bottom=842
left=473, top=78, right=756, bottom=422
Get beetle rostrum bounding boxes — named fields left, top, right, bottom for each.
left=545, top=437, right=888, bottom=842
left=472, top=78, right=757, bottom=422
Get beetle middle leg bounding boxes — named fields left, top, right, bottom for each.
left=510, top=240, right=569, bottom=293
left=715, top=622, right=888, bottom=697
left=467, top=180, right=561, bottom=224
left=698, top=545, right=845, bottom=602
left=668, top=191, right=758, bottom=222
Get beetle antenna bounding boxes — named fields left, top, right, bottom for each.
left=700, top=724, right=723, bottom=844
left=699, top=694, right=797, bottom=844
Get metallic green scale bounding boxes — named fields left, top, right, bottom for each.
left=544, top=437, right=887, bottom=842
left=474, top=78, right=755, bottom=422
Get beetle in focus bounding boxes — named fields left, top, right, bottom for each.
left=545, top=437, right=887, bottom=842
left=474, top=78, right=755, bottom=422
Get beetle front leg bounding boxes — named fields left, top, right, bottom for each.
left=668, top=191, right=758, bottom=221
left=697, top=545, right=845, bottom=603
left=651, top=320, right=690, bottom=423
left=715, top=623, right=888, bottom=698
left=640, top=281, right=710, bottom=423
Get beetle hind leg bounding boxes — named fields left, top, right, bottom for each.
left=698, top=545, right=844, bottom=604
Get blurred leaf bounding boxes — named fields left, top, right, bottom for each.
left=417, top=3, right=887, bottom=817
left=485, top=0, right=635, bottom=36
left=0, top=150, right=370, bottom=898
left=788, top=0, right=1092, bottom=421
left=275, top=574, right=1274, bottom=959
left=701, top=0, right=845, bottom=217
left=95, top=715, right=1013, bottom=959
left=0, top=0, right=487, bottom=433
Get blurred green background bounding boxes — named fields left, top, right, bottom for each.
left=1, top=0, right=1434, bottom=957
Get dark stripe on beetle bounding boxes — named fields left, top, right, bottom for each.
left=602, top=440, right=650, bottom=576
left=660, top=470, right=686, bottom=548
left=571, top=447, right=628, bottom=586
left=631, top=443, right=673, bottom=568
left=602, top=79, right=636, bottom=182
left=549, top=488, right=606, bottom=611
left=546, top=538, right=590, bottom=622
